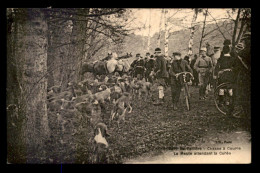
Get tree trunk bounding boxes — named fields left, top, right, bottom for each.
left=232, top=8, right=241, bottom=52
left=199, top=9, right=208, bottom=54
left=157, top=9, right=164, bottom=48
left=188, top=11, right=198, bottom=56
left=46, top=26, right=55, bottom=88
left=147, top=9, right=151, bottom=52
left=235, top=18, right=246, bottom=45
left=9, top=8, right=50, bottom=162
left=64, top=9, right=88, bottom=87
left=47, top=19, right=71, bottom=89
left=164, top=9, right=169, bottom=57
left=7, top=8, right=27, bottom=163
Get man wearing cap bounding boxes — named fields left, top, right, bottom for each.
left=129, top=53, right=141, bottom=78
left=134, top=53, right=146, bottom=80
left=194, top=47, right=213, bottom=100
left=169, top=52, right=193, bottom=110
left=144, top=52, right=156, bottom=82
left=130, top=53, right=140, bottom=69
left=153, top=48, right=169, bottom=105
left=144, top=52, right=150, bottom=61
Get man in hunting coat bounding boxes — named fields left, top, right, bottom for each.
left=144, top=52, right=156, bottom=82
left=194, top=47, right=213, bottom=100
left=134, top=53, right=146, bottom=80
left=153, top=48, right=169, bottom=105
left=168, top=52, right=193, bottom=110
left=214, top=45, right=237, bottom=116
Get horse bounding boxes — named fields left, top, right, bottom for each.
left=99, top=52, right=134, bottom=76
left=81, top=53, right=136, bottom=77
left=81, top=53, right=119, bottom=77
left=115, top=58, right=133, bottom=76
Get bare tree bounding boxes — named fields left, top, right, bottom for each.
left=230, top=8, right=251, bottom=51
left=199, top=8, right=209, bottom=52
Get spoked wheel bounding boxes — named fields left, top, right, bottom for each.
left=214, top=82, right=243, bottom=117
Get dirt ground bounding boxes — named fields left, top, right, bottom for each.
left=39, top=85, right=251, bottom=164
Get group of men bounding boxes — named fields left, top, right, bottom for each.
left=103, top=31, right=251, bottom=116
left=129, top=52, right=156, bottom=82
left=129, top=47, right=214, bottom=110
left=131, top=33, right=251, bottom=115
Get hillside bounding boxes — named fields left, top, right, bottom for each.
left=95, top=20, right=234, bottom=59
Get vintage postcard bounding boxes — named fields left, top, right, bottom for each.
left=7, top=8, right=251, bottom=164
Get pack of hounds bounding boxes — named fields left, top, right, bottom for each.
left=47, top=71, right=153, bottom=163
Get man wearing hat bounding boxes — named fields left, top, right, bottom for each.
left=214, top=45, right=237, bottom=116
left=153, top=48, right=169, bottom=105
left=221, top=39, right=232, bottom=58
left=169, top=52, right=193, bottom=110
left=194, top=47, right=213, bottom=100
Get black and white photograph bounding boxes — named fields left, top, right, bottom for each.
left=6, top=8, right=251, bottom=164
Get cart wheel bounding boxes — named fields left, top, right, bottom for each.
left=214, top=83, right=243, bottom=117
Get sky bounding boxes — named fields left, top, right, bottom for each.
left=126, top=8, right=237, bottom=37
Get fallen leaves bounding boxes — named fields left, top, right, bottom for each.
left=33, top=85, right=251, bottom=163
